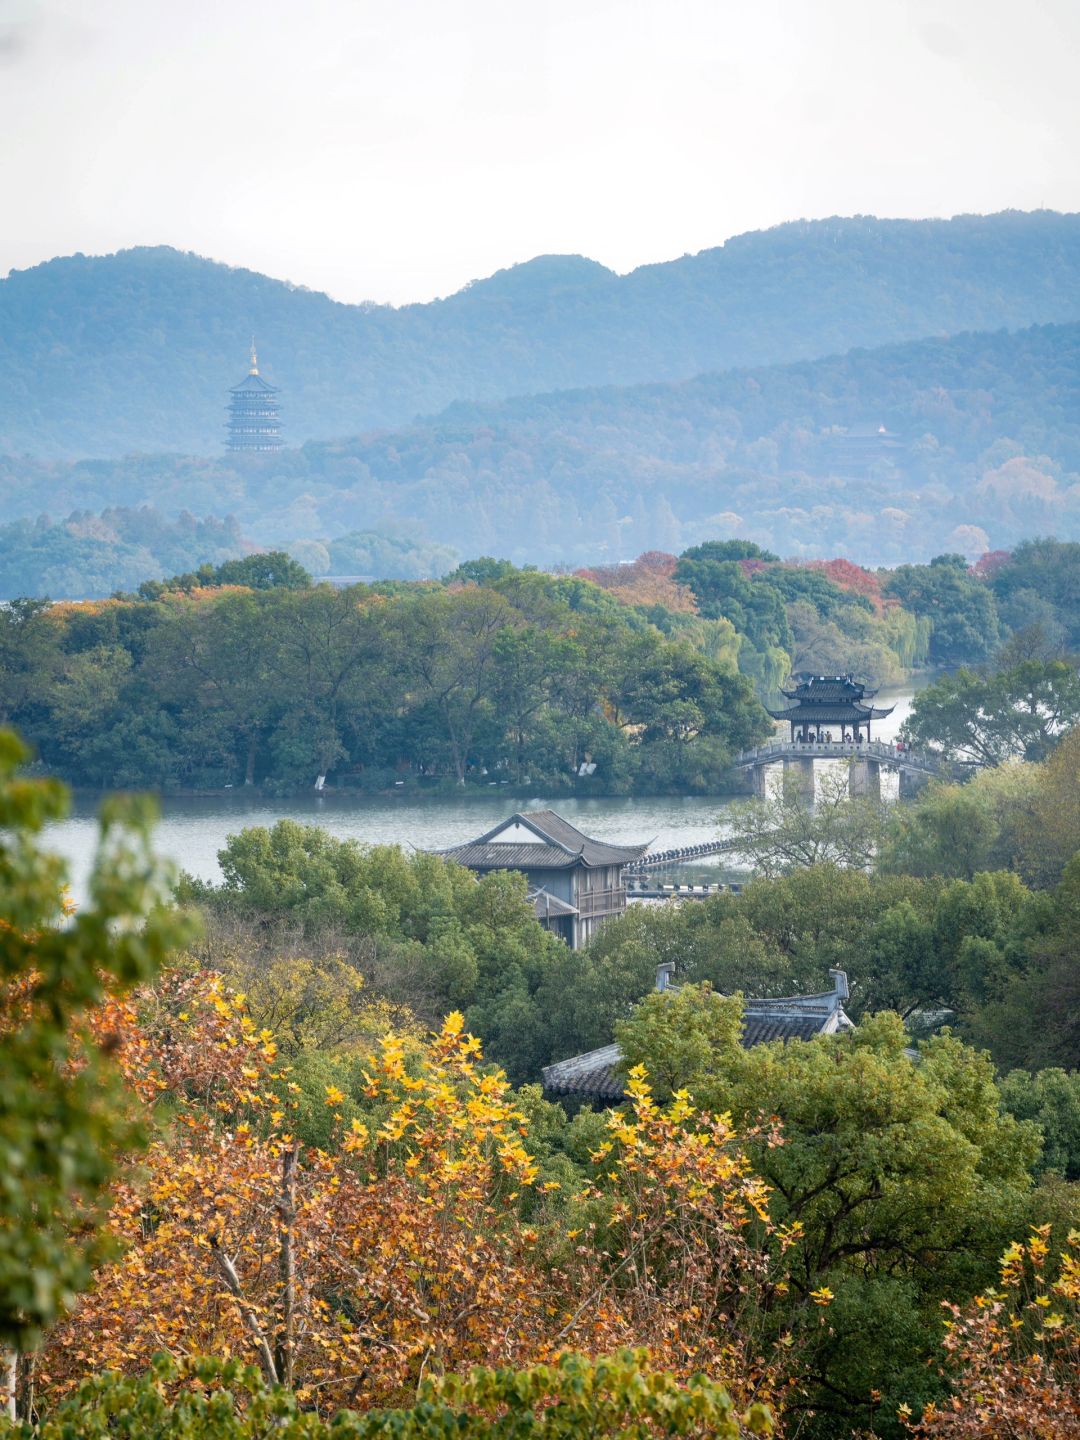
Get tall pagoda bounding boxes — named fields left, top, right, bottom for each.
left=766, top=674, right=894, bottom=742
left=226, top=340, right=282, bottom=452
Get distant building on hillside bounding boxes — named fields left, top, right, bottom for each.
left=542, top=964, right=854, bottom=1105
left=824, top=423, right=903, bottom=477
left=440, top=809, right=648, bottom=950
left=226, top=340, right=282, bottom=452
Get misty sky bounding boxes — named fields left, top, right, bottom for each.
left=2, top=0, right=1078, bottom=305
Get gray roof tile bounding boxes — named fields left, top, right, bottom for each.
left=543, top=986, right=854, bottom=1101
left=442, top=809, right=648, bottom=870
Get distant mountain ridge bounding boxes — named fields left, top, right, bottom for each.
left=4, top=210, right=1080, bottom=458
left=4, top=315, right=1080, bottom=579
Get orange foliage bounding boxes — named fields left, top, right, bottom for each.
left=804, top=557, right=886, bottom=611
left=46, top=598, right=131, bottom=621
left=45, top=589, right=256, bottom=630
left=907, top=1227, right=1080, bottom=1439
left=157, top=585, right=256, bottom=604
left=574, top=552, right=698, bottom=613
left=577, top=1066, right=794, bottom=1409
left=40, top=976, right=790, bottom=1421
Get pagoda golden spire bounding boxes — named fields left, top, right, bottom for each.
left=249, top=337, right=259, bottom=375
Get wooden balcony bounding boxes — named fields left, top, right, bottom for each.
left=575, top=887, right=627, bottom=920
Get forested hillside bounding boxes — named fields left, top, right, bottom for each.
left=0, top=508, right=246, bottom=600
left=5, top=541, right=1078, bottom=793
left=4, top=316, right=1080, bottom=579
left=4, top=210, right=1080, bottom=457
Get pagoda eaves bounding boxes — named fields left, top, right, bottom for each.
left=767, top=673, right=894, bottom=741
left=226, top=341, right=283, bottom=452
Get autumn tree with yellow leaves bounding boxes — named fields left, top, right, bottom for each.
left=906, top=1227, right=1080, bottom=1439
left=37, top=974, right=792, bottom=1425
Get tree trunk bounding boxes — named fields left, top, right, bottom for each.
left=211, top=1241, right=279, bottom=1385
left=244, top=732, right=258, bottom=786
left=275, top=1143, right=299, bottom=1389
left=449, top=730, right=467, bottom=785
left=2, top=1350, right=16, bottom=1422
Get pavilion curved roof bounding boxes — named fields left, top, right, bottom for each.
left=766, top=701, right=895, bottom=723
left=441, top=809, right=649, bottom=871
left=779, top=674, right=878, bottom=702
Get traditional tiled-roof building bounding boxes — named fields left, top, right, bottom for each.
left=767, top=674, right=894, bottom=742
left=542, top=965, right=854, bottom=1103
left=440, top=809, right=648, bottom=949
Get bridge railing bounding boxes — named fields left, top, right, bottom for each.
left=732, top=738, right=958, bottom=777
left=624, top=838, right=738, bottom=872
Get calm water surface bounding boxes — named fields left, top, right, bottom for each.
left=46, top=683, right=922, bottom=899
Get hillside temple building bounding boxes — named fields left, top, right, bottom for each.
left=440, top=809, right=648, bottom=950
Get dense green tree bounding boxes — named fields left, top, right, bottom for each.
left=445, top=556, right=521, bottom=586
left=0, top=565, right=774, bottom=793
left=883, top=557, right=1000, bottom=666
left=786, top=600, right=905, bottom=686
left=1012, top=725, right=1080, bottom=888
left=0, top=1351, right=771, bottom=1439
left=490, top=626, right=571, bottom=781
left=188, top=822, right=568, bottom=1083
left=617, top=993, right=1042, bottom=1437
left=998, top=1067, right=1080, bottom=1180
left=258, top=585, right=393, bottom=783
left=965, top=854, right=1080, bottom=1070
left=990, top=538, right=1080, bottom=650
left=138, top=550, right=312, bottom=598
left=900, top=659, right=1080, bottom=765
left=563, top=855, right=1080, bottom=1056
left=396, top=586, right=520, bottom=784
left=879, top=763, right=1041, bottom=880
left=674, top=550, right=791, bottom=656
left=765, top=564, right=872, bottom=620
left=0, top=600, right=59, bottom=731
left=0, top=730, right=192, bottom=1354
left=142, top=591, right=282, bottom=785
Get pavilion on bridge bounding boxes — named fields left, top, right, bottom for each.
left=766, top=674, right=894, bottom=743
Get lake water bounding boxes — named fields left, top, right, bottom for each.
left=44, top=682, right=922, bottom=899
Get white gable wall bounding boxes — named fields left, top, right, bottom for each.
left=487, top=821, right=549, bottom=844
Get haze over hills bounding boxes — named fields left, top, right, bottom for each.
left=4, top=210, right=1080, bottom=459
left=4, top=315, right=1080, bottom=594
